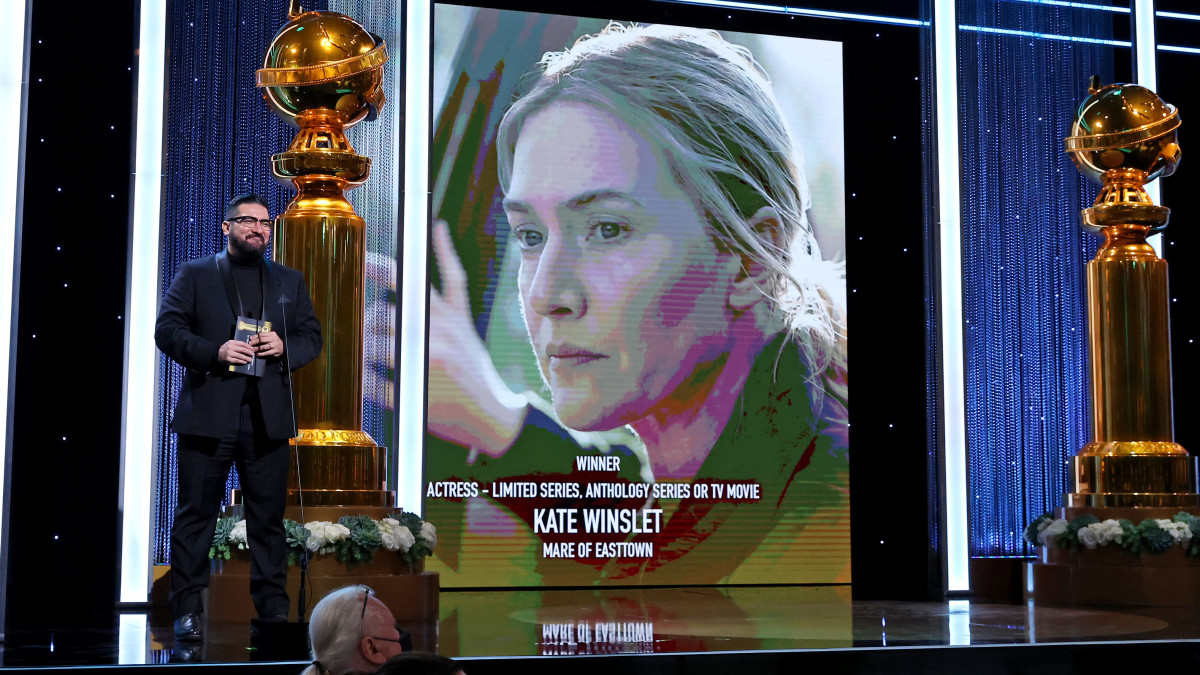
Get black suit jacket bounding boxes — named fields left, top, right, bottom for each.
left=155, top=250, right=322, bottom=440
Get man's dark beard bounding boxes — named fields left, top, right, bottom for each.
left=229, top=234, right=266, bottom=261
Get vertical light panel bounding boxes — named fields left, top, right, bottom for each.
left=1135, top=0, right=1162, bottom=243
left=0, top=0, right=29, bottom=640
left=397, top=0, right=431, bottom=512
left=117, top=614, right=148, bottom=665
left=1135, top=0, right=1158, bottom=92
left=935, top=0, right=969, bottom=592
left=119, top=0, right=167, bottom=603
left=947, top=600, right=972, bottom=645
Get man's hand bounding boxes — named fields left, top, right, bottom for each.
left=219, top=339, right=255, bottom=365
left=250, top=331, right=284, bottom=358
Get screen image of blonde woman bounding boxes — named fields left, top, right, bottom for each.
left=426, top=9, right=848, bottom=587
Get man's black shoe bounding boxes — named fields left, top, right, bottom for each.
left=174, top=613, right=204, bottom=642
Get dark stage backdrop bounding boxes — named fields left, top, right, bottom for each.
left=6, top=0, right=137, bottom=627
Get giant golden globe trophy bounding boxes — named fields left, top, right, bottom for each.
left=256, top=4, right=390, bottom=507
left=1032, top=80, right=1200, bottom=605
left=209, top=4, right=438, bottom=632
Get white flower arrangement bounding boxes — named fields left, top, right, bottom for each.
left=378, top=517, right=417, bottom=552
left=1026, top=511, right=1200, bottom=556
left=304, top=521, right=352, bottom=553
left=209, top=511, right=437, bottom=569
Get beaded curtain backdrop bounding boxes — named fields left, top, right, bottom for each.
left=957, top=0, right=1115, bottom=556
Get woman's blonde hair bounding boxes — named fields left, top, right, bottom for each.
left=496, top=23, right=846, bottom=384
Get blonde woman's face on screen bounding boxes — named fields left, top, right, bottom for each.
left=505, top=101, right=742, bottom=431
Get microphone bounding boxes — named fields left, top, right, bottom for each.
left=276, top=291, right=310, bottom=620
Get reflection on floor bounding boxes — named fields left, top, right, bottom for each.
left=1, top=585, right=1198, bottom=667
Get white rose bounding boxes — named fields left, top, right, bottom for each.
left=420, top=521, right=438, bottom=548
left=1038, top=519, right=1068, bottom=546
left=331, top=523, right=351, bottom=541
left=1077, top=526, right=1099, bottom=549
left=230, top=520, right=249, bottom=548
left=304, top=521, right=331, bottom=551
left=314, top=522, right=349, bottom=544
left=395, top=526, right=416, bottom=553
left=380, top=531, right=399, bottom=551
left=1091, top=519, right=1122, bottom=545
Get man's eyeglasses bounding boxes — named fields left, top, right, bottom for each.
left=359, top=585, right=411, bottom=648
left=227, top=216, right=273, bottom=229
left=359, top=584, right=374, bottom=621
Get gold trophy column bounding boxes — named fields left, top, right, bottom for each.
left=256, top=6, right=392, bottom=506
left=1062, top=82, right=1197, bottom=508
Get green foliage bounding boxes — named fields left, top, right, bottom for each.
left=1174, top=512, right=1200, bottom=556
left=284, top=519, right=311, bottom=567
left=1024, top=513, right=1052, bottom=546
left=335, top=515, right=383, bottom=570
left=209, top=516, right=236, bottom=560
left=389, top=510, right=434, bottom=565
left=1137, top=518, right=1175, bottom=555
left=1117, top=519, right=1142, bottom=555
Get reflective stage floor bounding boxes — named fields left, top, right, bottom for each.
left=3, top=586, right=1200, bottom=672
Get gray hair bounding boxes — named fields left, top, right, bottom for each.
left=302, top=586, right=369, bottom=675
left=496, top=23, right=846, bottom=387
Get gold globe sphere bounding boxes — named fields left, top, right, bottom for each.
left=1065, top=83, right=1181, bottom=184
left=256, top=10, right=388, bottom=129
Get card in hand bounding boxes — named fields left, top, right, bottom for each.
left=229, top=316, right=273, bottom=377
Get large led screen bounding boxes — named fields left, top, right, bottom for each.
left=425, top=5, right=848, bottom=587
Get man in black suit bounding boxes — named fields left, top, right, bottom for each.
left=155, top=193, right=322, bottom=641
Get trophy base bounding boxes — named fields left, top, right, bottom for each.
left=230, top=429, right=392, bottom=507
left=1066, top=492, right=1200, bottom=507
left=1071, top=453, right=1198, bottom=504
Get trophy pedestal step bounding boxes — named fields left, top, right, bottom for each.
left=226, top=430, right=393, bottom=506
left=1031, top=506, right=1200, bottom=606
left=1070, top=454, right=1199, bottom=506
left=205, top=559, right=439, bottom=649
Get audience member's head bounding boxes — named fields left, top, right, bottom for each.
left=303, top=585, right=406, bottom=675
left=374, top=652, right=465, bottom=675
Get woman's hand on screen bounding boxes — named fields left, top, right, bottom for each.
left=428, top=220, right=528, bottom=458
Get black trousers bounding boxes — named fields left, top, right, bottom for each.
left=167, top=388, right=290, bottom=619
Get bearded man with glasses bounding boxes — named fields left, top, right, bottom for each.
left=156, top=192, right=322, bottom=641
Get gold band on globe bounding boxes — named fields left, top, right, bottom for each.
left=1063, top=79, right=1197, bottom=507
left=257, top=4, right=392, bottom=506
